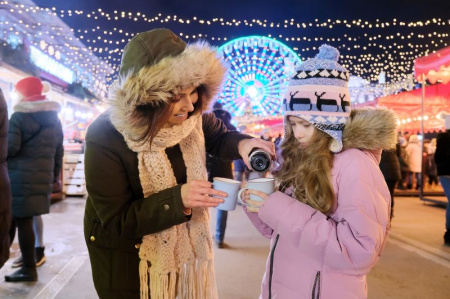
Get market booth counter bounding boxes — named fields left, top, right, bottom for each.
left=63, top=142, right=87, bottom=197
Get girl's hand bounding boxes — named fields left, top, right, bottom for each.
left=242, top=189, right=269, bottom=213
left=181, top=180, right=226, bottom=208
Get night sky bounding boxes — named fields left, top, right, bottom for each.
left=33, top=0, right=450, bottom=21
left=30, top=0, right=450, bottom=83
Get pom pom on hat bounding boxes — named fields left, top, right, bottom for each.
left=315, top=44, right=340, bottom=61
left=15, top=77, right=46, bottom=102
left=42, top=81, right=51, bottom=93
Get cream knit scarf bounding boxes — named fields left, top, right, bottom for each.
left=122, top=114, right=217, bottom=299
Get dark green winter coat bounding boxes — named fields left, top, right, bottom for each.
left=206, top=108, right=237, bottom=181
left=8, top=100, right=64, bottom=217
left=0, top=89, right=11, bottom=268
left=84, top=112, right=249, bottom=298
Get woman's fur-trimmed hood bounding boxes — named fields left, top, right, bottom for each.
left=342, top=107, right=398, bottom=151
left=108, top=41, right=227, bottom=136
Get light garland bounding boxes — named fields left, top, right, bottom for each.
left=349, top=74, right=416, bottom=103
left=1, top=0, right=449, bottom=98
left=0, top=0, right=113, bottom=100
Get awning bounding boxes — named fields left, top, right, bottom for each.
left=415, top=46, right=450, bottom=84
left=376, top=83, right=450, bottom=132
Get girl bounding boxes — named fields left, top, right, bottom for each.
left=242, top=45, right=396, bottom=299
left=83, top=28, right=274, bottom=298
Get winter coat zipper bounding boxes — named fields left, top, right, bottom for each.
left=312, top=271, right=321, bottom=299
left=268, top=234, right=280, bottom=299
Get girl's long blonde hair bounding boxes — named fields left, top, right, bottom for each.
left=273, top=125, right=336, bottom=214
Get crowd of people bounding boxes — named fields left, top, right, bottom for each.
left=0, top=27, right=448, bottom=299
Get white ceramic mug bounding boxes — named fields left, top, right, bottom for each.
left=212, top=177, right=242, bottom=211
left=238, top=178, right=275, bottom=208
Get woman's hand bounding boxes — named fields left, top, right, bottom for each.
left=237, top=138, right=276, bottom=169
left=180, top=180, right=226, bottom=208
left=241, top=189, right=269, bottom=213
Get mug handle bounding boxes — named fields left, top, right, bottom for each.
left=238, top=188, right=258, bottom=208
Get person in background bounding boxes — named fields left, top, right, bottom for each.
left=426, top=138, right=439, bottom=190
left=233, top=158, right=247, bottom=182
left=435, top=115, right=450, bottom=245
left=274, top=133, right=282, bottom=149
left=261, top=128, right=272, bottom=142
left=5, top=77, right=64, bottom=282
left=397, top=136, right=410, bottom=190
left=206, top=101, right=236, bottom=248
left=405, top=134, right=422, bottom=190
left=241, top=45, right=395, bottom=298
left=379, top=144, right=402, bottom=219
left=0, top=89, right=12, bottom=269
left=421, top=139, right=431, bottom=189
left=83, top=28, right=275, bottom=298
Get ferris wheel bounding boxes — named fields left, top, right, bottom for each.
left=216, top=36, right=302, bottom=121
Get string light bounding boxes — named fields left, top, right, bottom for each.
left=0, top=1, right=449, bottom=99
left=56, top=10, right=450, bottom=83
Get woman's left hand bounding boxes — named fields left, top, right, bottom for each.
left=238, top=138, right=276, bottom=169
left=242, top=189, right=269, bottom=213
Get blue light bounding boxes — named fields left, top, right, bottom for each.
left=246, top=86, right=258, bottom=98
left=218, top=36, right=302, bottom=118
left=30, top=46, right=75, bottom=84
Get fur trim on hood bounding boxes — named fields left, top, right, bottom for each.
left=13, top=100, right=61, bottom=113
left=108, top=41, right=227, bottom=136
left=343, top=107, right=398, bottom=151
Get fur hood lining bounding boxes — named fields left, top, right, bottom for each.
left=343, top=107, right=398, bottom=151
left=108, top=41, right=226, bottom=136
left=13, top=100, right=61, bottom=113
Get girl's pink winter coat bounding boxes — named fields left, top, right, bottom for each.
left=244, top=108, right=396, bottom=299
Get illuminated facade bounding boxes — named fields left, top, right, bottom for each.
left=0, top=0, right=112, bottom=142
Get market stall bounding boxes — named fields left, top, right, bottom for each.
left=376, top=82, right=450, bottom=133
left=414, top=46, right=450, bottom=204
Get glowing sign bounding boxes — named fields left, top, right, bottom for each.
left=29, top=46, right=74, bottom=84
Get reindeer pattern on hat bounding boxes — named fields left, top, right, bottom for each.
left=283, top=86, right=351, bottom=115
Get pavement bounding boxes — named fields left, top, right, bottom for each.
left=1, top=195, right=450, bottom=299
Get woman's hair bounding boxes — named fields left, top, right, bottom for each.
left=273, top=126, right=336, bottom=214
left=129, top=85, right=205, bottom=144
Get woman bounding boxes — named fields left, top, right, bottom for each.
left=5, top=77, right=64, bottom=282
left=83, top=28, right=274, bottom=298
left=241, top=45, right=395, bottom=298
left=405, top=134, right=422, bottom=189
left=379, top=145, right=401, bottom=219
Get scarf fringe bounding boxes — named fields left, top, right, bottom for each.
left=140, top=260, right=149, bottom=299
left=140, top=260, right=218, bottom=299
